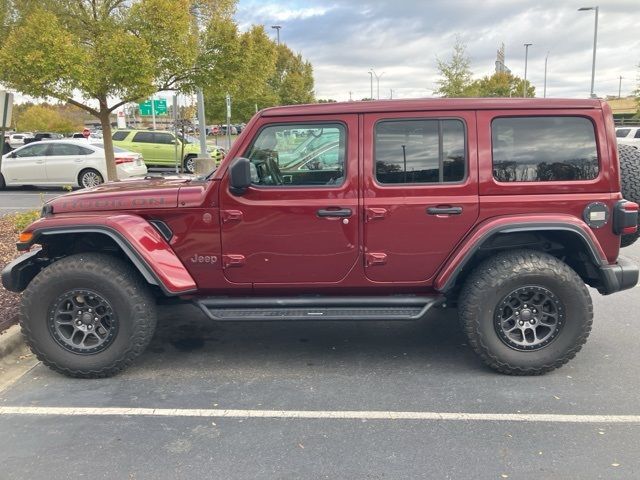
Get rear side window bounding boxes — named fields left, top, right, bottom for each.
left=616, top=129, right=630, bottom=138
left=492, top=117, right=599, bottom=182
left=635, top=129, right=640, bottom=139
left=112, top=131, right=129, bottom=141
left=375, top=119, right=465, bottom=184
left=132, top=132, right=154, bottom=143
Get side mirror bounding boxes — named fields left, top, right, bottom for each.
left=228, top=157, right=252, bottom=195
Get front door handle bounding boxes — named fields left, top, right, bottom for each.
left=427, top=206, right=463, bottom=215
left=317, top=208, right=352, bottom=218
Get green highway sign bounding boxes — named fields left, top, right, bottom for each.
left=138, top=99, right=168, bottom=116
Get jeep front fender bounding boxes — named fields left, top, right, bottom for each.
left=13, top=214, right=197, bottom=296
left=434, top=214, right=608, bottom=293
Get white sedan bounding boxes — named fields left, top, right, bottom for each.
left=0, top=140, right=147, bottom=189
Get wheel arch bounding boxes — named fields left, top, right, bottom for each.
left=5, top=219, right=196, bottom=296
left=435, top=221, right=608, bottom=295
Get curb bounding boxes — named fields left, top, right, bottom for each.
left=0, top=325, right=23, bottom=359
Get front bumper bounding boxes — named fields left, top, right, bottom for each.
left=598, top=256, right=639, bottom=295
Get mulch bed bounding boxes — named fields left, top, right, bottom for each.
left=0, top=216, right=20, bottom=333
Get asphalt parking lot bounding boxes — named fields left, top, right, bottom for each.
left=0, top=243, right=639, bottom=479
left=0, top=188, right=62, bottom=215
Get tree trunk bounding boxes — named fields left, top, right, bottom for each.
left=98, top=108, right=117, bottom=181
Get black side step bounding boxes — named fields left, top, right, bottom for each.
left=195, top=296, right=445, bottom=322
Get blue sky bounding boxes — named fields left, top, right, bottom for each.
left=236, top=0, right=639, bottom=100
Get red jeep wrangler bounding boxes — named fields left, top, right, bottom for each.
left=2, top=98, right=639, bottom=378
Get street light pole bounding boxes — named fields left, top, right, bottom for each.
left=368, top=70, right=373, bottom=100
left=370, top=69, right=385, bottom=100
left=578, top=6, right=599, bottom=98
left=618, top=75, right=623, bottom=98
left=271, top=25, right=282, bottom=45
left=523, top=43, right=532, bottom=98
left=543, top=51, right=549, bottom=98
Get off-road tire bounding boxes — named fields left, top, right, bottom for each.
left=619, top=144, right=640, bottom=247
left=459, top=249, right=593, bottom=375
left=183, top=154, right=196, bottom=174
left=78, top=168, right=104, bottom=189
left=20, top=253, right=157, bottom=378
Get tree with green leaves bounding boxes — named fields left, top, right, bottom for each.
left=468, top=72, right=535, bottom=98
left=434, top=37, right=474, bottom=97
left=14, top=104, right=83, bottom=134
left=0, top=0, right=222, bottom=180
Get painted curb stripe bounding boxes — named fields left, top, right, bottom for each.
left=1, top=406, right=640, bottom=423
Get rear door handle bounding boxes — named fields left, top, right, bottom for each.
left=317, top=208, right=352, bottom=218
left=427, top=206, right=463, bottom=215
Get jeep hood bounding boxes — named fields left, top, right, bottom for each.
left=47, top=176, right=192, bottom=213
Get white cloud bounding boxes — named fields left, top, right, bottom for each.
left=237, top=0, right=640, bottom=101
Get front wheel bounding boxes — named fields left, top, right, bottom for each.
left=183, top=155, right=196, bottom=174
left=20, top=253, right=157, bottom=378
left=78, top=168, right=104, bottom=188
left=458, top=249, right=593, bottom=375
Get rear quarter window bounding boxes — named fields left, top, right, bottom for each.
left=492, top=116, right=599, bottom=182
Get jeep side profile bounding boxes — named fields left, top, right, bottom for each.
left=2, top=98, right=639, bottom=378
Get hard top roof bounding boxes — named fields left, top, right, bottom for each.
left=260, top=98, right=604, bottom=117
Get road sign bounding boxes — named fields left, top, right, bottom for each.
left=138, top=99, right=168, bottom=116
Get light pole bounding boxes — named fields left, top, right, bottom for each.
left=578, top=6, right=599, bottom=98
left=370, top=69, right=385, bottom=100
left=368, top=70, right=373, bottom=100
left=543, top=51, right=549, bottom=98
left=618, top=75, right=623, bottom=98
left=271, top=25, right=282, bottom=45
left=523, top=43, right=532, bottom=98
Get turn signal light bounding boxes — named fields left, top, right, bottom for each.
left=19, top=232, right=33, bottom=243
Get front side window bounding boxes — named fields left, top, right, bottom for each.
left=132, top=132, right=154, bottom=143
left=492, top=116, right=599, bottom=182
left=634, top=129, right=640, bottom=139
left=244, top=123, right=346, bottom=186
left=375, top=119, right=465, bottom=184
left=15, top=143, right=49, bottom=157
left=154, top=133, right=174, bottom=145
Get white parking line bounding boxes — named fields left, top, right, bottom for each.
left=1, top=406, right=640, bottom=424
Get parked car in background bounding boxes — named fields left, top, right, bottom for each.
left=0, top=140, right=146, bottom=189
left=220, top=125, right=238, bottom=135
left=616, top=126, right=640, bottom=149
left=23, top=132, right=64, bottom=144
left=112, top=129, right=224, bottom=173
left=9, top=132, right=33, bottom=147
left=71, top=132, right=103, bottom=141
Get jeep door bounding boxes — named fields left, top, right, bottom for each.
left=362, top=111, right=479, bottom=282
left=219, top=116, right=359, bottom=285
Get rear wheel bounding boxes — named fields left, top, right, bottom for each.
left=459, top=249, right=592, bottom=375
left=619, top=144, right=640, bottom=247
left=20, top=253, right=157, bottom=378
left=78, top=168, right=104, bottom=188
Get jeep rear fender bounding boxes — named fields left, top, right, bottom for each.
left=17, top=214, right=196, bottom=296
left=434, top=214, right=608, bottom=292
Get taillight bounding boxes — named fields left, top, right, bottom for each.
left=115, top=156, right=135, bottom=165
left=613, top=200, right=639, bottom=235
